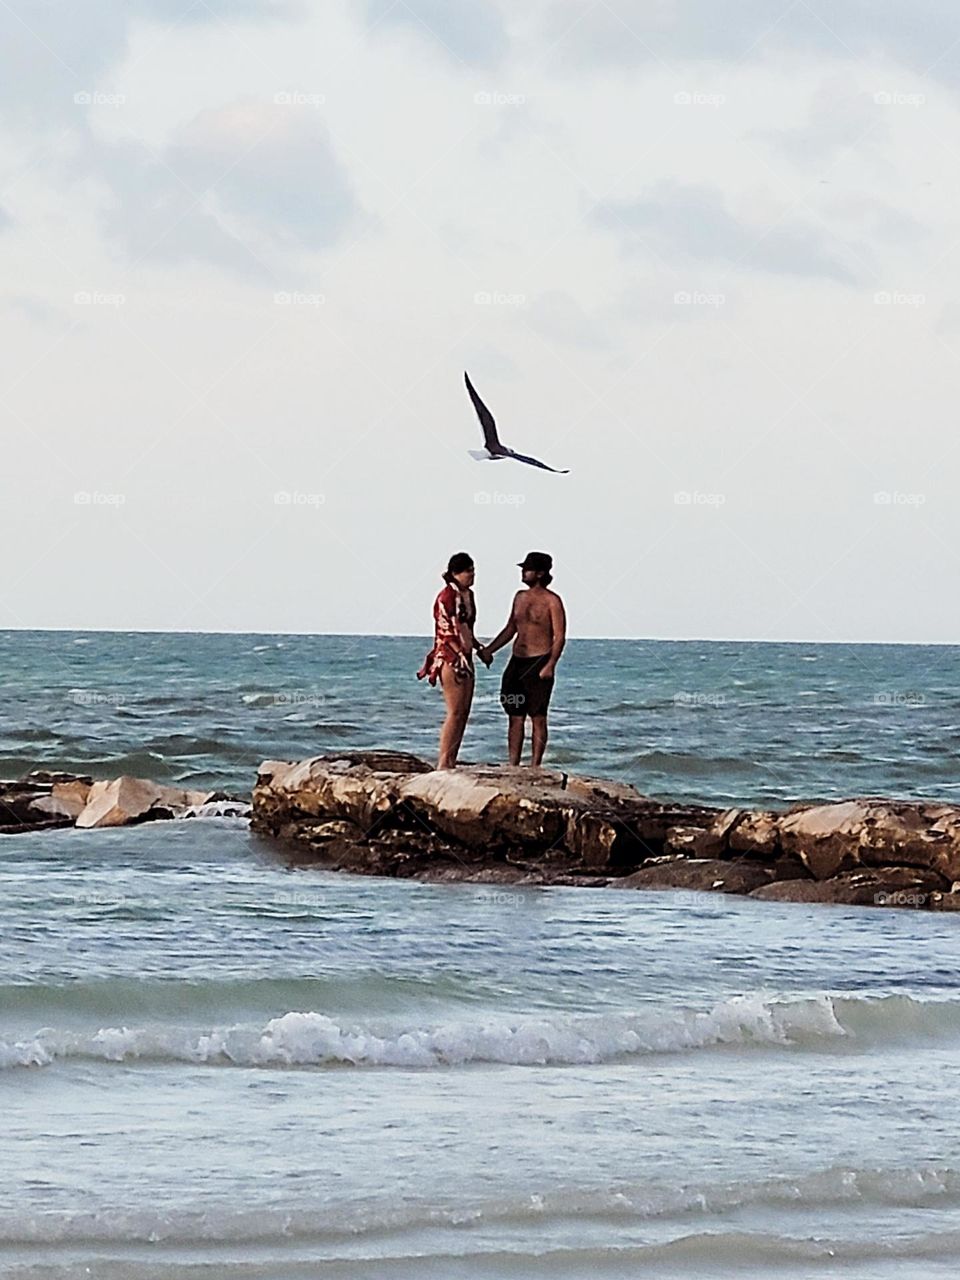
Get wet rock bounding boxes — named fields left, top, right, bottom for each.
left=664, top=825, right=728, bottom=859
left=612, top=858, right=777, bottom=895
left=930, top=891, right=960, bottom=912
left=75, top=777, right=215, bottom=828
left=778, top=800, right=868, bottom=878
left=29, top=779, right=92, bottom=821
left=776, top=798, right=960, bottom=882
left=76, top=777, right=166, bottom=828
left=728, top=810, right=781, bottom=859
left=751, top=865, right=947, bottom=907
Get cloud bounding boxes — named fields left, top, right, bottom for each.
left=593, top=182, right=860, bottom=284
left=93, top=137, right=273, bottom=277
left=0, top=0, right=300, bottom=124
left=3, top=294, right=77, bottom=332
left=90, top=99, right=361, bottom=274
left=463, top=344, right=520, bottom=381
left=821, top=194, right=924, bottom=245
left=167, top=100, right=360, bottom=250
left=537, top=0, right=960, bottom=82
left=609, top=272, right=738, bottom=328
left=758, top=77, right=886, bottom=167
left=365, top=0, right=507, bottom=68
left=140, top=0, right=302, bottom=20
left=525, top=290, right=610, bottom=350
left=0, top=206, right=11, bottom=229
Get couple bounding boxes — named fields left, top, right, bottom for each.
left=417, top=551, right=567, bottom=770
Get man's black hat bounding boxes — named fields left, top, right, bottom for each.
left=518, top=551, right=552, bottom=573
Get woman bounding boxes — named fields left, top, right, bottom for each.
left=417, top=552, right=490, bottom=768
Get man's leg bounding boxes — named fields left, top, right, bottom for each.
left=530, top=714, right=548, bottom=766
left=507, top=714, right=525, bottom=766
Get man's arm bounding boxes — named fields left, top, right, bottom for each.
left=540, top=595, right=567, bottom=677
left=481, top=593, right=520, bottom=657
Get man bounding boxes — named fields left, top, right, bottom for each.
left=479, top=552, right=566, bottom=767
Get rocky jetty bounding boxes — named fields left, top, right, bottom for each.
left=0, top=771, right=250, bottom=834
left=252, top=753, right=960, bottom=911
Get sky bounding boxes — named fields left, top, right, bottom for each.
left=1, top=0, right=959, bottom=641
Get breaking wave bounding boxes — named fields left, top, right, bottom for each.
left=5, top=993, right=960, bottom=1072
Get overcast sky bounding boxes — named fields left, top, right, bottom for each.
left=1, top=0, right=959, bottom=641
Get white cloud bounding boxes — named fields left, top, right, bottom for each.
left=365, top=0, right=507, bottom=68
left=85, top=100, right=361, bottom=274
left=594, top=181, right=862, bottom=284
left=167, top=100, right=361, bottom=251
left=0, top=0, right=301, bottom=123
left=525, top=290, right=610, bottom=350
left=537, top=0, right=960, bottom=82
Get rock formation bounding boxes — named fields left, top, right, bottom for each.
left=252, top=753, right=960, bottom=911
left=0, top=771, right=250, bottom=833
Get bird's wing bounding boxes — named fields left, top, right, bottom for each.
left=464, top=371, right=503, bottom=452
left=505, top=449, right=570, bottom=474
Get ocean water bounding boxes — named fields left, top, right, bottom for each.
left=2, top=630, right=959, bottom=806
left=3, top=631, right=960, bottom=1278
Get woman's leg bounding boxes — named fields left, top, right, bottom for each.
left=438, top=665, right=474, bottom=768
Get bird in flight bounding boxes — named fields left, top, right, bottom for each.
left=464, top=372, right=570, bottom=473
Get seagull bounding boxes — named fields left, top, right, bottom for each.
left=464, top=371, right=569, bottom=473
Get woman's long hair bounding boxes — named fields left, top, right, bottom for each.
left=442, top=551, right=474, bottom=584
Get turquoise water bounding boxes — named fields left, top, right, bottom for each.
left=2, top=631, right=960, bottom=1277
left=1, top=630, right=959, bottom=805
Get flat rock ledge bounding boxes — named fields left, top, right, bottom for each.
left=252, top=753, right=960, bottom=911
left=0, top=772, right=251, bottom=834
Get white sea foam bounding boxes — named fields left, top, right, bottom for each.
left=0, top=993, right=852, bottom=1071
left=6, top=992, right=960, bottom=1073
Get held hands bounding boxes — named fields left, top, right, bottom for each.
left=477, top=644, right=494, bottom=668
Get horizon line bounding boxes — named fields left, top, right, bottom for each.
left=0, top=627, right=957, bottom=648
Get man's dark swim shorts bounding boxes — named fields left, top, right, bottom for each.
left=499, top=653, right=554, bottom=718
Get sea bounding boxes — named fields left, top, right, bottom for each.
left=2, top=630, right=960, bottom=1279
